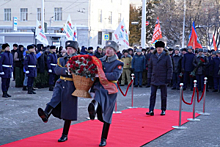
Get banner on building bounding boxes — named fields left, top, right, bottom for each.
left=35, top=20, right=49, bottom=45
left=151, top=17, right=162, bottom=44
left=63, top=15, right=74, bottom=40
left=113, top=18, right=129, bottom=48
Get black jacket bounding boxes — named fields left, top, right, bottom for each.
left=172, top=54, right=182, bottom=73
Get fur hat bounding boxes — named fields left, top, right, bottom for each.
left=27, top=45, right=34, bottom=50
left=2, top=43, right=10, bottom=50
left=50, top=45, right=56, bottom=49
left=105, top=40, right=119, bottom=52
left=155, top=41, right=165, bottom=48
left=65, top=41, right=79, bottom=50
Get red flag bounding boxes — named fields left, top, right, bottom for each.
left=187, top=26, right=202, bottom=49
left=151, top=17, right=162, bottom=44
left=213, top=34, right=217, bottom=51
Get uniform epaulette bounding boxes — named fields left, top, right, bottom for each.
left=57, top=57, right=63, bottom=67
left=117, top=59, right=123, bottom=63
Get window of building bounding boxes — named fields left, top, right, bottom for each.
left=20, top=8, right=28, bottom=21
left=108, top=11, right=112, bottom=24
left=4, top=8, right=11, bottom=21
left=118, top=13, right=121, bottom=24
left=54, top=7, right=62, bottom=21
left=98, top=31, right=102, bottom=45
left=37, top=8, right=41, bottom=21
left=20, top=30, right=28, bottom=32
left=4, top=29, right=11, bottom=32
left=98, top=9, right=102, bottom=23
left=109, top=32, right=112, bottom=40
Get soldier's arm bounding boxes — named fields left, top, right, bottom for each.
left=192, top=56, right=197, bottom=67
left=23, top=55, right=29, bottom=72
left=105, top=62, right=124, bottom=81
left=47, top=55, right=52, bottom=71
left=0, top=54, right=5, bottom=73
left=54, top=58, right=68, bottom=76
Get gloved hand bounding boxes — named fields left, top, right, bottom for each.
left=0, top=72, right=4, bottom=75
left=25, top=71, right=29, bottom=74
left=165, top=79, right=171, bottom=84
left=48, top=69, right=52, bottom=73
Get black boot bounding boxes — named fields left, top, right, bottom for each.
left=6, top=91, right=11, bottom=97
left=49, top=86, right=53, bottom=91
left=38, top=105, right=53, bottom=123
left=58, top=120, right=71, bottom=142
left=31, top=87, right=36, bottom=94
left=2, top=91, right=8, bottom=98
left=99, top=122, right=110, bottom=147
left=88, top=100, right=98, bottom=120
left=28, top=87, right=33, bottom=94
left=22, top=86, right=27, bottom=91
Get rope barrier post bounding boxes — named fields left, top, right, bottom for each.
left=113, top=99, right=122, bottom=114
left=188, top=80, right=200, bottom=122
left=128, top=73, right=137, bottom=109
left=173, top=83, right=187, bottom=129
left=198, top=77, right=210, bottom=116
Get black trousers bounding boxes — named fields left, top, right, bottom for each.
left=1, top=78, right=10, bottom=92
left=149, top=84, right=167, bottom=111
left=27, top=77, right=35, bottom=88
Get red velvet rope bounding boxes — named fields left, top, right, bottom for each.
left=182, top=87, right=195, bottom=105
left=196, top=84, right=206, bottom=103
left=117, top=80, right=134, bottom=97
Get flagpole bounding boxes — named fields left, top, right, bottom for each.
left=41, top=0, right=44, bottom=31
left=182, top=0, right=186, bottom=48
left=141, top=0, right=146, bottom=48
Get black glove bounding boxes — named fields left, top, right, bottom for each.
left=165, top=79, right=171, bottom=84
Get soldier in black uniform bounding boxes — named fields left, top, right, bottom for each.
left=0, top=43, right=13, bottom=98
left=47, top=46, right=58, bottom=91
left=38, top=41, right=79, bottom=142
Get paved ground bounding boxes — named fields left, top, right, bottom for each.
left=0, top=80, right=220, bottom=147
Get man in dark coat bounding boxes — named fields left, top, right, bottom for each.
left=146, top=41, right=173, bottom=116
left=88, top=40, right=124, bottom=146
left=47, top=46, right=58, bottom=91
left=182, top=46, right=195, bottom=90
left=38, top=40, right=79, bottom=142
left=212, top=51, right=220, bottom=92
left=172, top=47, right=182, bottom=90
left=192, top=49, right=209, bottom=92
left=11, top=44, right=18, bottom=80
left=208, top=51, right=216, bottom=89
left=0, top=43, right=13, bottom=98
left=23, top=45, right=37, bottom=94
left=145, top=47, right=154, bottom=87
left=94, top=47, right=104, bottom=58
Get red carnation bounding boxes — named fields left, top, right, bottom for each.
left=84, top=56, right=88, bottom=59
left=69, top=60, right=73, bottom=64
left=78, top=70, right=82, bottom=74
left=79, top=58, right=83, bottom=62
left=69, top=65, right=74, bottom=69
left=85, top=65, right=89, bottom=69
left=88, top=61, right=93, bottom=66
left=75, top=63, right=79, bottom=67
left=80, top=65, right=84, bottom=70
left=72, top=61, right=76, bottom=65
left=91, top=65, right=96, bottom=69
left=83, top=60, right=87, bottom=64
left=90, top=70, right=94, bottom=74
left=200, top=58, right=205, bottom=63
left=88, top=56, right=92, bottom=60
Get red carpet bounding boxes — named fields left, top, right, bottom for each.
left=2, top=108, right=199, bottom=147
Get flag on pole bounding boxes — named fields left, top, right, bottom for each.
left=213, top=34, right=217, bottom=51
left=73, top=24, right=77, bottom=41
left=35, top=20, right=49, bottom=45
left=187, top=26, right=202, bottom=49
left=188, top=21, right=202, bottom=45
left=113, top=18, right=129, bottom=48
left=63, top=15, right=74, bottom=40
left=151, top=17, right=162, bottom=44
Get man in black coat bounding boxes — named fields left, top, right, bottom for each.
left=146, top=41, right=173, bottom=116
left=172, top=47, right=182, bottom=90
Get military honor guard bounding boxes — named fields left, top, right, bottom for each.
left=0, top=43, right=13, bottom=98
left=38, top=41, right=79, bottom=142
left=88, top=40, right=124, bottom=146
left=47, top=45, right=58, bottom=91
left=146, top=41, right=173, bottom=116
left=23, top=45, right=38, bottom=94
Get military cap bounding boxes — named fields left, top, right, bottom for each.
left=2, top=43, right=10, bottom=50
left=212, top=51, right=216, bottom=55
left=174, top=47, right=180, bottom=51
left=181, top=48, right=187, bottom=52
left=136, top=49, right=142, bottom=52
left=168, top=48, right=173, bottom=51
left=50, top=45, right=56, bottom=49
left=27, top=45, right=34, bottom=50
left=65, top=40, right=79, bottom=50
left=128, top=48, right=133, bottom=51
left=203, top=49, right=208, bottom=53
left=88, top=47, right=93, bottom=50
left=105, top=40, right=119, bottom=52
left=13, top=44, right=18, bottom=47
left=150, top=47, right=155, bottom=50
left=187, top=46, right=193, bottom=50
left=142, top=48, right=146, bottom=51
left=155, top=41, right=165, bottom=48
left=123, top=49, right=128, bottom=53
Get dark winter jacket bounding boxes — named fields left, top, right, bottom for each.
left=182, top=52, right=195, bottom=72
left=145, top=52, right=153, bottom=69
left=213, top=57, right=220, bottom=78
left=94, top=50, right=104, bottom=59
left=172, top=54, right=182, bottom=73
left=192, top=54, right=209, bottom=75
left=148, top=49, right=173, bottom=86
left=131, top=53, right=146, bottom=72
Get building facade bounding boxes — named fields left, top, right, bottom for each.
left=0, top=0, right=130, bottom=48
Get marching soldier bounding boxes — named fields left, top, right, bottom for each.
left=88, top=40, right=124, bottom=146
left=38, top=41, right=79, bottom=142
left=0, top=43, right=13, bottom=98
left=182, top=46, right=195, bottom=91
left=192, top=49, right=209, bottom=92
left=23, top=45, right=37, bottom=94
left=47, top=45, right=58, bottom=91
